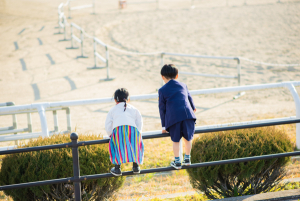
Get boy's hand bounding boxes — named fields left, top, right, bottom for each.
left=194, top=109, right=196, bottom=113
left=162, top=130, right=168, bottom=133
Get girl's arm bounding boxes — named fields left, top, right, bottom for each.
left=135, top=109, right=143, bottom=133
left=105, top=110, right=113, bottom=137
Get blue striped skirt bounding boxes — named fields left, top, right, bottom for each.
left=109, top=125, right=144, bottom=165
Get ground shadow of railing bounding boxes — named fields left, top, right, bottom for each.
left=1, top=119, right=300, bottom=201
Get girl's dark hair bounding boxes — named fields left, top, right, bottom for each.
left=114, top=88, right=129, bottom=111
left=160, top=64, right=178, bottom=79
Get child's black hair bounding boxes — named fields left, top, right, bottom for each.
left=160, top=64, right=178, bottom=79
left=114, top=88, right=129, bottom=111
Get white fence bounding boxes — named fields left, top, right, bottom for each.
left=87, top=37, right=115, bottom=81
left=67, top=0, right=95, bottom=19
left=0, top=81, right=299, bottom=151
left=56, top=2, right=300, bottom=86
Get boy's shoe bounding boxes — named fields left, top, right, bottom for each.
left=111, top=166, right=122, bottom=176
left=182, top=158, right=191, bottom=166
left=170, top=161, right=182, bottom=170
left=132, top=166, right=140, bottom=174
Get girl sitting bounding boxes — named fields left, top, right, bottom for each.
left=105, top=88, right=144, bottom=176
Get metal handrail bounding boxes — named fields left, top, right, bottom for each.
left=0, top=118, right=300, bottom=201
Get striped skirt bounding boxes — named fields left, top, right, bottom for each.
left=109, top=125, right=144, bottom=165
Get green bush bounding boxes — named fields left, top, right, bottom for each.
left=0, top=133, right=124, bottom=201
left=187, top=127, right=293, bottom=199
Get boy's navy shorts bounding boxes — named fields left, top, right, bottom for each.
left=168, top=119, right=195, bottom=142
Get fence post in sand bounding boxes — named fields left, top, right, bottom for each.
left=76, top=29, right=88, bottom=58
left=233, top=58, right=245, bottom=99
left=99, top=46, right=115, bottom=81
left=66, top=24, right=79, bottom=50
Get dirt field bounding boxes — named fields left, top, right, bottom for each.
left=0, top=0, right=299, bottom=139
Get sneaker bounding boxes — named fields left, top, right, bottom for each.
left=111, top=166, right=122, bottom=176
left=182, top=158, right=191, bottom=166
left=170, top=161, right=182, bottom=170
left=132, top=166, right=140, bottom=174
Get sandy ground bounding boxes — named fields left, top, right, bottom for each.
left=0, top=0, right=300, bottom=144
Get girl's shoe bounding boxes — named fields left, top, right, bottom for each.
left=182, top=158, right=191, bottom=166
left=170, top=161, right=182, bottom=169
left=111, top=165, right=122, bottom=176
left=132, top=162, right=140, bottom=174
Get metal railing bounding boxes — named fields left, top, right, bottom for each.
left=0, top=118, right=300, bottom=201
left=67, top=0, right=95, bottom=19
left=0, top=107, right=71, bottom=151
left=66, top=22, right=88, bottom=59
left=87, top=37, right=115, bottom=81
left=0, top=81, right=300, bottom=150
left=160, top=52, right=241, bottom=87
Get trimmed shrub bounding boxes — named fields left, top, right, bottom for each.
left=0, top=134, right=124, bottom=201
left=187, top=127, right=293, bottom=199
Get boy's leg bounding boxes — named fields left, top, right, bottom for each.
left=173, top=142, right=180, bottom=157
left=183, top=138, right=192, bottom=155
left=182, top=119, right=195, bottom=166
left=169, top=122, right=182, bottom=169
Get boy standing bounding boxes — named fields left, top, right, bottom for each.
left=158, top=64, right=196, bottom=170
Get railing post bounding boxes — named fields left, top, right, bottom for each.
left=87, top=38, right=105, bottom=69
left=68, top=2, right=72, bottom=19
left=27, top=113, right=32, bottom=133
left=37, top=105, right=49, bottom=137
left=99, top=46, right=115, bottom=81
left=160, top=53, right=164, bottom=86
left=92, top=0, right=96, bottom=14
left=70, top=133, right=81, bottom=201
left=285, top=83, right=300, bottom=149
left=236, top=57, right=241, bottom=86
left=59, top=15, right=71, bottom=42
left=66, top=107, right=72, bottom=132
left=66, top=25, right=79, bottom=50
left=233, top=57, right=245, bottom=99
left=13, top=113, right=18, bottom=145
left=53, top=110, right=59, bottom=132
left=80, top=30, right=84, bottom=57
left=76, top=30, right=88, bottom=58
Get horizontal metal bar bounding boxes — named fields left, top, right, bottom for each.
left=1, top=150, right=300, bottom=190
left=71, top=22, right=82, bottom=31
left=81, top=151, right=300, bottom=180
left=78, top=118, right=300, bottom=146
left=94, top=37, right=106, bottom=47
left=0, top=146, right=18, bottom=151
left=95, top=52, right=106, bottom=63
left=0, top=102, right=14, bottom=107
left=163, top=52, right=237, bottom=60
left=179, top=71, right=237, bottom=79
left=0, top=107, right=66, bottom=116
left=70, top=4, right=93, bottom=10
left=0, top=177, right=71, bottom=190
left=0, top=142, right=72, bottom=156
left=0, top=128, right=28, bottom=135
left=141, top=116, right=297, bottom=136
left=195, top=116, right=296, bottom=131
left=72, top=35, right=81, bottom=43
left=0, top=126, right=14, bottom=131
left=1, top=81, right=299, bottom=114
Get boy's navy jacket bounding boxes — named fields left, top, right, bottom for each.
left=158, top=79, right=196, bottom=130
